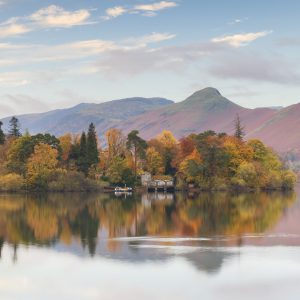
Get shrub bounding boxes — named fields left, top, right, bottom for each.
left=48, top=170, right=104, bottom=192
left=0, top=173, right=24, bottom=191
left=281, top=170, right=297, bottom=190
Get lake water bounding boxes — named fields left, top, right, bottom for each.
left=1, top=190, right=300, bottom=300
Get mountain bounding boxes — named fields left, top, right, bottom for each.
left=247, top=103, right=300, bottom=152
left=1, top=97, right=173, bottom=137
left=2, top=87, right=300, bottom=153
left=118, top=87, right=277, bottom=140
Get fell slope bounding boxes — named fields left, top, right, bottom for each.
left=2, top=97, right=173, bottom=137
left=119, top=87, right=277, bottom=140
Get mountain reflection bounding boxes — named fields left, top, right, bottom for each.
left=0, top=191, right=296, bottom=270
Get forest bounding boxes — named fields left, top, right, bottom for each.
left=0, top=115, right=296, bottom=192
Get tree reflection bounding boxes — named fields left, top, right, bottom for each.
left=0, top=191, right=296, bottom=260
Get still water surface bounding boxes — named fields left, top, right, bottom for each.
left=1, top=190, right=300, bottom=299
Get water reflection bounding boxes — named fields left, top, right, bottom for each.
left=0, top=191, right=296, bottom=262
left=1, top=191, right=300, bottom=300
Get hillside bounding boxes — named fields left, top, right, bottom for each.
left=2, top=87, right=300, bottom=153
left=119, top=87, right=278, bottom=140
left=1, top=97, right=173, bottom=137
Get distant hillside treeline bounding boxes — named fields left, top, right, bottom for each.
left=0, top=115, right=296, bottom=192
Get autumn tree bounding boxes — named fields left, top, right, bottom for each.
left=27, top=143, right=59, bottom=189
left=106, top=156, right=135, bottom=185
left=8, top=116, right=21, bottom=138
left=146, top=147, right=164, bottom=175
left=7, top=133, right=61, bottom=175
left=59, top=133, right=72, bottom=168
left=155, top=130, right=178, bottom=175
left=105, top=128, right=126, bottom=162
left=126, top=130, right=147, bottom=178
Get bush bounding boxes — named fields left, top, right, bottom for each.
left=48, top=170, right=104, bottom=192
left=0, top=173, right=24, bottom=191
left=281, top=170, right=297, bottom=190
left=232, top=162, right=258, bottom=189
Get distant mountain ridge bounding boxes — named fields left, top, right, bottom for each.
left=1, top=88, right=299, bottom=153
left=1, top=97, right=173, bottom=137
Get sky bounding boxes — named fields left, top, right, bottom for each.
left=0, top=0, right=300, bottom=117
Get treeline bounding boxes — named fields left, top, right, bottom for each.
left=0, top=115, right=296, bottom=191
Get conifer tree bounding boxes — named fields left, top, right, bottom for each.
left=234, top=114, right=245, bottom=140
left=8, top=116, right=21, bottom=137
left=78, top=131, right=89, bottom=174
left=0, top=121, right=5, bottom=145
left=127, top=130, right=147, bottom=178
left=87, top=123, right=99, bottom=167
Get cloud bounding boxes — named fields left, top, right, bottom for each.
left=104, top=6, right=127, bottom=19
left=0, top=23, right=31, bottom=38
left=134, top=1, right=178, bottom=11
left=29, top=5, right=91, bottom=28
left=212, top=31, right=272, bottom=47
left=0, top=32, right=176, bottom=68
left=208, top=52, right=300, bottom=84
left=0, top=5, right=93, bottom=38
left=123, top=32, right=176, bottom=48
left=103, top=1, right=178, bottom=20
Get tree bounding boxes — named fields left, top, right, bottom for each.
left=7, top=133, right=61, bottom=175
left=77, top=132, right=89, bottom=174
left=27, top=143, right=59, bottom=189
left=146, top=147, right=164, bottom=175
left=59, top=134, right=72, bottom=163
left=156, top=130, right=178, bottom=175
left=234, top=114, right=245, bottom=140
left=105, top=128, right=126, bottom=161
left=87, top=123, right=99, bottom=167
left=0, top=121, right=5, bottom=145
left=107, top=156, right=126, bottom=184
left=7, top=134, right=33, bottom=175
left=126, top=130, right=147, bottom=178
left=8, top=116, right=21, bottom=138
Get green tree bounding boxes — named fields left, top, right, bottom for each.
left=0, top=121, right=5, bottom=145
left=8, top=116, right=21, bottom=138
left=234, top=114, right=245, bottom=140
left=126, top=130, right=147, bottom=178
left=87, top=123, right=99, bottom=167
left=78, top=132, right=89, bottom=174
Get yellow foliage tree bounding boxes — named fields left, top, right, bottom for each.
left=146, top=147, right=164, bottom=175
left=105, top=128, right=126, bottom=162
left=59, top=133, right=72, bottom=162
left=27, top=143, right=59, bottom=187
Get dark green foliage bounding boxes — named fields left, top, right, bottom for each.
left=8, top=116, right=21, bottom=137
left=193, top=131, right=230, bottom=188
left=121, top=168, right=136, bottom=186
left=0, top=121, right=5, bottom=145
left=78, top=132, right=89, bottom=174
left=126, top=130, right=147, bottom=177
left=234, top=114, right=245, bottom=140
left=87, top=123, right=99, bottom=167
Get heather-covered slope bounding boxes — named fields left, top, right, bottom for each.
left=119, top=87, right=278, bottom=140
left=246, top=103, right=300, bottom=152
